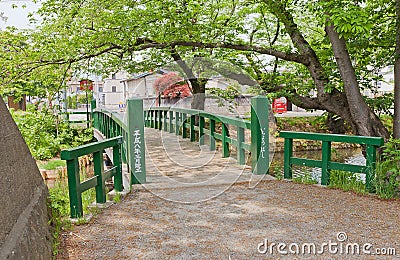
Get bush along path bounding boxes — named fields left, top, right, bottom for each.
left=10, top=105, right=94, bottom=160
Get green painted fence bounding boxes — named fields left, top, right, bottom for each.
left=60, top=136, right=123, bottom=218
left=144, top=96, right=270, bottom=174
left=91, top=96, right=269, bottom=186
left=279, top=131, right=384, bottom=192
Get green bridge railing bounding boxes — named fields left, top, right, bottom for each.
left=144, top=96, right=270, bottom=174
left=91, top=96, right=270, bottom=181
left=279, top=131, right=384, bottom=192
left=60, top=136, right=123, bottom=218
left=86, top=98, right=385, bottom=194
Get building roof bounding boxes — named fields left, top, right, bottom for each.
left=121, top=69, right=170, bottom=83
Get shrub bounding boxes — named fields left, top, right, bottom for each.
left=374, top=138, right=400, bottom=199
left=11, top=107, right=60, bottom=159
left=10, top=106, right=93, bottom=160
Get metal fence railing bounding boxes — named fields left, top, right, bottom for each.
left=279, top=131, right=384, bottom=192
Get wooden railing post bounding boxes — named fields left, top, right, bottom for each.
left=169, top=110, right=174, bottom=133
left=283, top=138, right=293, bottom=179
left=182, top=113, right=188, bottom=138
left=190, top=115, right=196, bottom=142
left=237, top=127, right=245, bottom=165
left=210, top=119, right=216, bottom=151
left=175, top=112, right=180, bottom=135
left=251, top=96, right=270, bottom=175
left=158, top=110, right=162, bottom=130
left=199, top=116, right=205, bottom=145
left=222, top=123, right=229, bottom=157
left=163, top=110, right=168, bottom=132
left=113, top=144, right=123, bottom=192
left=66, top=158, right=82, bottom=218
left=93, top=150, right=106, bottom=203
left=127, top=98, right=146, bottom=184
left=154, top=110, right=158, bottom=129
left=321, top=141, right=331, bottom=185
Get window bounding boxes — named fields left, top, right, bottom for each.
left=98, top=87, right=103, bottom=92
left=112, top=86, right=117, bottom=92
left=76, top=87, right=80, bottom=92
left=112, top=73, right=116, bottom=79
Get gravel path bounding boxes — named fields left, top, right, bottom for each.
left=58, top=180, right=400, bottom=259
left=57, top=128, right=400, bottom=259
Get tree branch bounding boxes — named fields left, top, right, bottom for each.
left=132, top=41, right=308, bottom=65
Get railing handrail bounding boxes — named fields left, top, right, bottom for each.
left=94, top=106, right=251, bottom=135
left=145, top=106, right=251, bottom=129
left=280, top=131, right=384, bottom=146
left=60, top=136, right=123, bottom=160
left=94, top=108, right=127, bottom=131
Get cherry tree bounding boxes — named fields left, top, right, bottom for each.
left=153, top=72, right=191, bottom=99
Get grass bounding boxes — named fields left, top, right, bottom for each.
left=328, top=170, right=367, bottom=195
left=38, top=159, right=66, bottom=170
left=113, top=192, right=122, bottom=203
left=374, top=162, right=400, bottom=199
left=48, top=166, right=97, bottom=259
left=292, top=171, right=318, bottom=184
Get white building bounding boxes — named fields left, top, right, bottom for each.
left=121, top=70, right=168, bottom=100
left=99, top=71, right=128, bottom=108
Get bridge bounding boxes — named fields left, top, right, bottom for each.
left=58, top=98, right=399, bottom=258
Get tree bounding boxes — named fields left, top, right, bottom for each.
left=0, top=30, right=71, bottom=105
left=153, top=72, right=191, bottom=99
left=2, top=0, right=396, bottom=139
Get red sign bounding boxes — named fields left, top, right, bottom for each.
left=272, top=97, right=287, bottom=114
left=79, top=79, right=93, bottom=91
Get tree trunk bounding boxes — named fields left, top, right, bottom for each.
left=189, top=78, right=206, bottom=110
left=394, top=0, right=400, bottom=138
left=264, top=1, right=358, bottom=134
left=327, top=113, right=346, bottom=134
left=259, top=0, right=390, bottom=139
left=325, top=24, right=390, bottom=140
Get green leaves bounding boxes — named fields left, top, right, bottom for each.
left=328, top=3, right=373, bottom=38
left=10, top=107, right=94, bottom=160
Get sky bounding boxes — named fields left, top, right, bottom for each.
left=0, top=0, right=41, bottom=29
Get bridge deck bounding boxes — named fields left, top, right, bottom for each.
left=58, top=128, right=400, bottom=259
left=140, top=128, right=272, bottom=202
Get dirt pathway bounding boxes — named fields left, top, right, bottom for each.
left=58, top=180, right=399, bottom=259
left=58, top=128, right=400, bottom=259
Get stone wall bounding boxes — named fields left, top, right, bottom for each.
left=0, top=99, right=52, bottom=258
